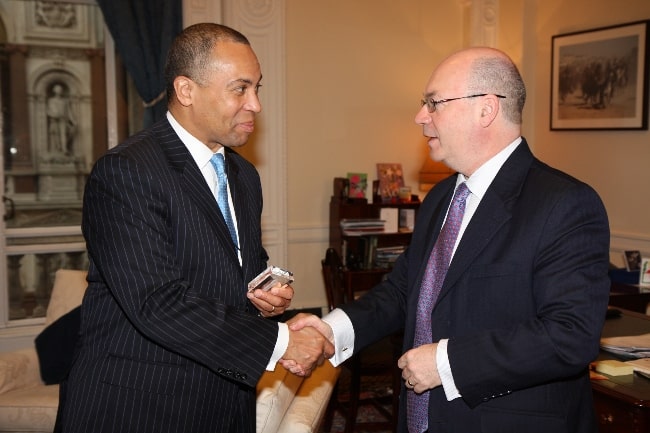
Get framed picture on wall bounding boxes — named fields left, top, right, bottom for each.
left=550, top=20, right=649, bottom=130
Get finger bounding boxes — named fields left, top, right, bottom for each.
left=278, top=359, right=296, bottom=369
left=323, top=339, right=335, bottom=359
left=269, top=284, right=294, bottom=300
left=287, top=314, right=318, bottom=331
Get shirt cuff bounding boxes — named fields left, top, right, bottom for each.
left=266, top=322, right=289, bottom=371
left=437, top=338, right=461, bottom=400
left=322, top=308, right=355, bottom=367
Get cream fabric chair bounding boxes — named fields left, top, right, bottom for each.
left=0, top=269, right=339, bottom=433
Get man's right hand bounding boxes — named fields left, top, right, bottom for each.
left=280, top=313, right=335, bottom=376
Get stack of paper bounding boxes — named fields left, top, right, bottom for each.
left=600, top=333, right=650, bottom=359
left=595, top=360, right=635, bottom=376
left=340, top=219, right=385, bottom=236
left=626, top=357, right=650, bottom=375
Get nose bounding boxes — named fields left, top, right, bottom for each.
left=415, top=105, right=430, bottom=125
left=246, top=93, right=262, bottom=113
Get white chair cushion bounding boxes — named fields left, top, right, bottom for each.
left=256, top=367, right=304, bottom=433
left=0, top=384, right=58, bottom=432
left=45, top=270, right=87, bottom=327
left=277, top=362, right=339, bottom=433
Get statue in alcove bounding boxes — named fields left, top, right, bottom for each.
left=46, top=83, right=76, bottom=156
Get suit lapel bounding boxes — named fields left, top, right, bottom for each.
left=154, top=120, right=241, bottom=266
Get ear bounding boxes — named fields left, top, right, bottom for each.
left=173, top=76, right=194, bottom=107
left=478, top=95, right=500, bottom=127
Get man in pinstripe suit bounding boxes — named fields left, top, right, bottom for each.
left=54, top=23, right=332, bottom=433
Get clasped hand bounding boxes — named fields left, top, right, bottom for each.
left=280, top=313, right=335, bottom=377
left=397, top=343, right=442, bottom=394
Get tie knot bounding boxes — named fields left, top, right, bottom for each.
left=211, top=153, right=226, bottom=176
left=454, top=182, right=470, bottom=202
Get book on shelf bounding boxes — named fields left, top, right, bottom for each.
left=364, top=236, right=378, bottom=269
left=399, top=208, right=415, bottom=231
left=340, top=218, right=385, bottom=236
left=375, top=245, right=405, bottom=268
left=380, top=208, right=399, bottom=233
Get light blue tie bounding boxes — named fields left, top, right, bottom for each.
left=210, top=153, right=238, bottom=248
left=407, top=182, right=470, bottom=433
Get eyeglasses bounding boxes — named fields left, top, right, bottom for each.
left=420, top=93, right=506, bottom=113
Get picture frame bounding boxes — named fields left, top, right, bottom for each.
left=376, top=163, right=404, bottom=203
left=550, top=20, right=649, bottom=130
left=640, top=258, right=650, bottom=286
left=347, top=172, right=368, bottom=198
left=623, top=250, right=642, bottom=271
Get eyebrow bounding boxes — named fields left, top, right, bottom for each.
left=231, top=73, right=263, bottom=86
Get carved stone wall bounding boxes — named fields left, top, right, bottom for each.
left=0, top=1, right=100, bottom=216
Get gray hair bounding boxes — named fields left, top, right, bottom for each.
left=467, top=55, right=526, bottom=124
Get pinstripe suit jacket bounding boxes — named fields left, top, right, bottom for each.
left=56, top=118, right=277, bottom=433
left=340, top=140, right=610, bottom=433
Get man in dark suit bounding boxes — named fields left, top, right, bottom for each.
left=288, top=47, right=610, bottom=432
left=55, top=23, right=332, bottom=433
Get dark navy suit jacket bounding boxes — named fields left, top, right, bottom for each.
left=341, top=139, right=610, bottom=433
left=56, top=118, right=276, bottom=433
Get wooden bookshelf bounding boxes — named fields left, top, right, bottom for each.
left=329, top=178, right=419, bottom=292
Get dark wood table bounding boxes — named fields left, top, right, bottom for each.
left=593, top=309, right=650, bottom=432
left=609, top=282, right=650, bottom=314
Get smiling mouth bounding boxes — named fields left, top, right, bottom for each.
left=239, top=122, right=255, bottom=133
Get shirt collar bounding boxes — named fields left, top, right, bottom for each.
left=166, top=111, right=224, bottom=170
left=456, top=137, right=522, bottom=198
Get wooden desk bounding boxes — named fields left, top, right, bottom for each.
left=593, top=309, right=650, bottom=432
left=609, top=282, right=650, bottom=315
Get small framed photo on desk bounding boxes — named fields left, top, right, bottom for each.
left=641, top=257, right=650, bottom=286
left=624, top=250, right=642, bottom=271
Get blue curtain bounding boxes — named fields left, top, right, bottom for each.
left=96, top=0, right=183, bottom=128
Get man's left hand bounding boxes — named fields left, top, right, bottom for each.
left=397, top=342, right=442, bottom=394
left=247, top=283, right=293, bottom=317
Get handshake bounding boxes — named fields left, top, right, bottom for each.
left=248, top=282, right=334, bottom=376
left=280, top=313, right=335, bottom=377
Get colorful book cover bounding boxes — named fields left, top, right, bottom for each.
left=376, top=163, right=404, bottom=202
left=347, top=172, right=367, bottom=198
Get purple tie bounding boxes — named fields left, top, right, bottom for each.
left=407, top=182, right=470, bottom=433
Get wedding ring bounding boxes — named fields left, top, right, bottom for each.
left=407, top=379, right=415, bottom=387
left=271, top=305, right=275, bottom=313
